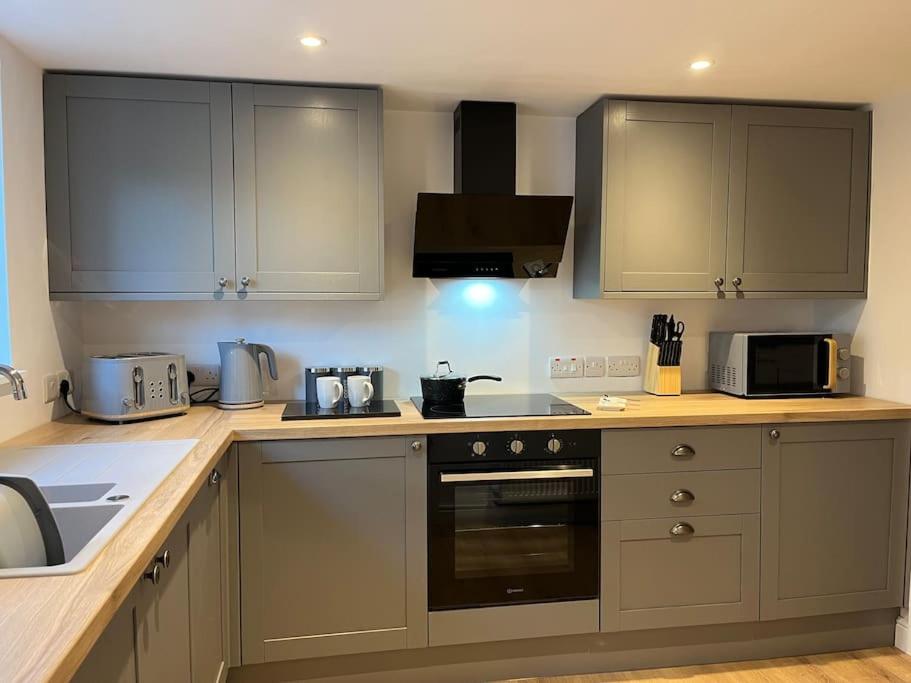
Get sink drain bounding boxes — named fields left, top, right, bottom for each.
left=106, top=494, right=130, bottom=502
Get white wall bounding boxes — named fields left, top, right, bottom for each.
left=82, top=110, right=830, bottom=400
left=0, top=35, right=81, bottom=438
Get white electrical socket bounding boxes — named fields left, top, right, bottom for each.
left=43, top=374, right=60, bottom=404
left=549, top=356, right=584, bottom=379
left=584, top=356, right=606, bottom=377
left=608, top=355, right=641, bottom=377
left=189, top=364, right=220, bottom=387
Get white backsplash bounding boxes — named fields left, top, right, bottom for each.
left=81, top=110, right=850, bottom=401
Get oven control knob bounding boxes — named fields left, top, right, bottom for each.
left=838, top=348, right=850, bottom=361
left=838, top=367, right=850, bottom=380
left=546, top=437, right=563, bottom=455
left=508, top=439, right=525, bottom=455
left=470, top=440, right=488, bottom=457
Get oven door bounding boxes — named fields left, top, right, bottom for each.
left=428, top=460, right=599, bottom=611
left=746, top=334, right=835, bottom=396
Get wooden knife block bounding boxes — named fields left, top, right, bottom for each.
left=644, top=343, right=682, bottom=396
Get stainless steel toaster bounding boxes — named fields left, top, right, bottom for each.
left=81, top=353, right=190, bottom=422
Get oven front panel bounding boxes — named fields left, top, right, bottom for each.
left=428, top=459, right=599, bottom=611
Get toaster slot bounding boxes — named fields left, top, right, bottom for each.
left=132, top=366, right=145, bottom=409
left=168, top=363, right=179, bottom=405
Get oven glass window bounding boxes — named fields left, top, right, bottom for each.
left=747, top=335, right=827, bottom=394
left=453, top=481, right=576, bottom=579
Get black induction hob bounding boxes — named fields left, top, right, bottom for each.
left=411, top=393, right=590, bottom=419
left=281, top=400, right=402, bottom=421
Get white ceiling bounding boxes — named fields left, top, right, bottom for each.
left=2, top=0, right=911, bottom=115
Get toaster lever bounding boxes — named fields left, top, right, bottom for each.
left=168, top=363, right=179, bottom=405
left=132, top=366, right=145, bottom=409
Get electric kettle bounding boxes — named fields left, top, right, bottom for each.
left=218, top=339, right=279, bottom=410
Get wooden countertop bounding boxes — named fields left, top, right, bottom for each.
left=1, top=392, right=910, bottom=682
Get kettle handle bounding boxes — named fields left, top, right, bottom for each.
left=256, top=344, right=279, bottom=381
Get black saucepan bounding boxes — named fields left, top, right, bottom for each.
left=420, top=360, right=502, bottom=404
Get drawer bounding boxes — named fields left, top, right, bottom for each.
left=603, top=469, right=760, bottom=520
left=602, top=426, right=760, bottom=474
left=601, top=514, right=760, bottom=632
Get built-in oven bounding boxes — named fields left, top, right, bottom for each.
left=428, top=430, right=599, bottom=611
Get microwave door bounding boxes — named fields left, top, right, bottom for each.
left=747, top=335, right=831, bottom=395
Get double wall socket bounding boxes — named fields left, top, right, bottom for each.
left=608, top=356, right=641, bottom=377
left=189, top=364, right=220, bottom=387
left=549, top=356, right=583, bottom=378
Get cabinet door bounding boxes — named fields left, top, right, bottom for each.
left=727, top=106, right=870, bottom=294
left=72, top=589, right=138, bottom=683
left=188, top=464, right=228, bottom=683
left=602, top=514, right=759, bottom=632
left=136, top=521, right=192, bottom=682
left=44, top=74, right=235, bottom=294
left=603, top=101, right=730, bottom=293
left=232, top=84, right=382, bottom=296
left=239, top=437, right=426, bottom=663
left=760, top=421, right=911, bottom=620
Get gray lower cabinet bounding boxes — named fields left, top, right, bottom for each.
left=44, top=74, right=236, bottom=296
left=44, top=74, right=383, bottom=301
left=602, top=514, right=760, bottom=632
left=760, top=421, right=911, bottom=620
left=574, top=98, right=870, bottom=299
left=73, top=457, right=231, bottom=683
left=727, top=106, right=869, bottom=295
left=238, top=437, right=427, bottom=664
left=232, top=84, right=382, bottom=298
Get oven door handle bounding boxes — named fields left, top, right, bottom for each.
left=440, top=468, right=595, bottom=483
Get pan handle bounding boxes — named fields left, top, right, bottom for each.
left=467, top=375, right=502, bottom=383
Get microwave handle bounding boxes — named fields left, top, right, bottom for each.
left=440, top=468, right=594, bottom=484
left=822, top=338, right=838, bottom=390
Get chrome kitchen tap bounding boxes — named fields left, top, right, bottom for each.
left=0, top=364, right=27, bottom=400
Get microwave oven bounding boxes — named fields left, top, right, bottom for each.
left=709, top=332, right=852, bottom=398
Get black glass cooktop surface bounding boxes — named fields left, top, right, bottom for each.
left=282, top=400, right=402, bottom=421
left=411, top=393, right=590, bottom=419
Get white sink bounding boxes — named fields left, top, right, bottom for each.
left=0, top=439, right=198, bottom=578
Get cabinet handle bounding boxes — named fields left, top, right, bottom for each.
left=769, top=429, right=781, bottom=440
left=155, top=549, right=171, bottom=568
left=732, top=277, right=743, bottom=287
left=671, top=444, right=695, bottom=458
left=208, top=469, right=222, bottom=486
left=670, top=489, right=695, bottom=504
left=217, top=277, right=228, bottom=288
left=144, top=564, right=162, bottom=585
left=713, top=277, right=724, bottom=288
left=240, top=276, right=252, bottom=288
left=411, top=440, right=423, bottom=452
left=670, top=522, right=695, bottom=536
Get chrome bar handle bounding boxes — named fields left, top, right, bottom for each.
left=441, top=468, right=594, bottom=484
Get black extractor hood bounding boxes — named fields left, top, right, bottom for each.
left=413, top=101, right=574, bottom=278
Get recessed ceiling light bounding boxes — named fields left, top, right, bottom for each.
left=300, top=35, right=326, bottom=48
left=690, top=59, right=713, bottom=71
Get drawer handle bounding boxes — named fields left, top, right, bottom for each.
left=671, top=444, right=695, bottom=458
left=670, top=522, right=695, bottom=537
left=669, top=489, right=695, bottom=504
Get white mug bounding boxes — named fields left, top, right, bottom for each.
left=346, top=375, right=374, bottom=408
left=316, top=376, right=344, bottom=409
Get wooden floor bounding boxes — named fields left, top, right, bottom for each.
left=499, top=648, right=911, bottom=682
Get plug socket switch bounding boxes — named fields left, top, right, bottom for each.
left=584, top=356, right=605, bottom=377
left=549, top=356, right=584, bottom=379
left=188, top=364, right=220, bottom=387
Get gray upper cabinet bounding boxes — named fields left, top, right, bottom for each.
left=238, top=437, right=426, bottom=664
left=44, top=74, right=236, bottom=296
left=575, top=100, right=730, bottom=295
left=574, top=98, right=870, bottom=299
left=44, top=75, right=384, bottom=300
left=232, top=84, right=383, bottom=298
left=760, top=421, right=911, bottom=621
left=727, top=106, right=870, bottom=294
